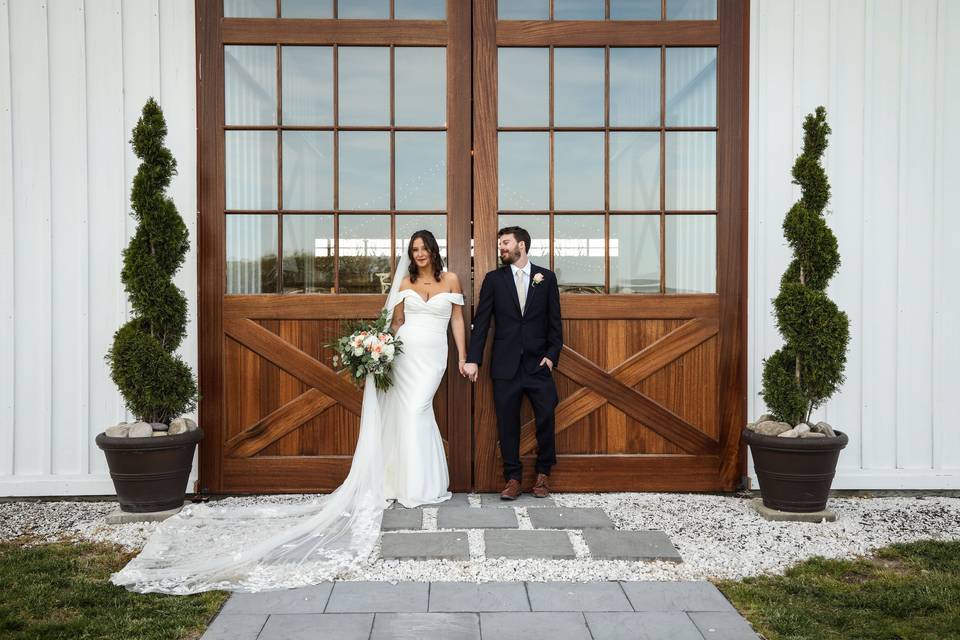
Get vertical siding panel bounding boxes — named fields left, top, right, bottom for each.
left=860, top=0, right=901, bottom=471
left=0, top=0, right=15, bottom=476
left=85, top=0, right=125, bottom=476
left=746, top=0, right=762, bottom=422
left=895, top=0, right=937, bottom=470
left=826, top=0, right=866, bottom=471
left=933, top=0, right=960, bottom=471
left=10, top=0, right=52, bottom=476
left=48, top=0, right=89, bottom=476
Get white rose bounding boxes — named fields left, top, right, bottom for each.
left=353, top=347, right=364, bottom=356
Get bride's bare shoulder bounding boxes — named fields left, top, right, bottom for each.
left=440, top=271, right=462, bottom=293
left=397, top=275, right=413, bottom=291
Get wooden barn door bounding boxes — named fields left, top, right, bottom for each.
left=472, top=0, right=748, bottom=491
left=197, top=0, right=472, bottom=493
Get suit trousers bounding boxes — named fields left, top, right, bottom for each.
left=493, top=364, right=559, bottom=482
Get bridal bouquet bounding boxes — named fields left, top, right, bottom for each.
left=328, top=309, right=404, bottom=392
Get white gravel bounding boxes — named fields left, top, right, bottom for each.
left=2, top=493, right=958, bottom=582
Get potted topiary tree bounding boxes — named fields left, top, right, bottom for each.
left=95, top=98, right=203, bottom=513
left=743, top=106, right=851, bottom=514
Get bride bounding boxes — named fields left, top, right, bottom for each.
left=110, top=230, right=466, bottom=594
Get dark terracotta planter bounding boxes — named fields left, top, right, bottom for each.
left=96, top=427, right=203, bottom=513
left=743, top=427, right=847, bottom=512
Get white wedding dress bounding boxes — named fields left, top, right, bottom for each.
left=109, top=255, right=459, bottom=594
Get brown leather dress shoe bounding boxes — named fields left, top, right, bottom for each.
left=532, top=473, right=550, bottom=498
left=500, top=478, right=521, bottom=500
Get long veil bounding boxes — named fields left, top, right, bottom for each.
left=109, top=253, right=412, bottom=594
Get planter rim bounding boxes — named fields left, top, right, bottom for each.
left=96, top=426, right=204, bottom=451
left=742, top=426, right=848, bottom=451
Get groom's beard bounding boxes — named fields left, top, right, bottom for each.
left=499, top=248, right=521, bottom=265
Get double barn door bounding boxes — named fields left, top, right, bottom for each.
left=197, top=0, right=747, bottom=494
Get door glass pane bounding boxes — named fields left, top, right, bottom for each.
left=498, top=0, right=549, bottom=20
left=282, top=47, right=333, bottom=126
left=666, top=132, right=715, bottom=210
left=610, top=215, right=659, bottom=293
left=554, top=132, right=603, bottom=210
left=338, top=47, right=389, bottom=126
left=610, top=0, right=661, bottom=19
left=498, top=48, right=548, bottom=127
left=395, top=0, right=445, bottom=19
left=396, top=215, right=448, bottom=268
left=225, top=46, right=276, bottom=126
left=609, top=132, right=659, bottom=211
left=555, top=215, right=604, bottom=293
left=282, top=0, right=333, bottom=17
left=667, top=0, right=717, bottom=20
left=339, top=132, right=389, bottom=210
left=499, top=133, right=549, bottom=210
left=338, top=215, right=391, bottom=293
left=665, top=215, right=715, bottom=293
left=554, top=0, right=604, bottom=20
left=282, top=131, right=334, bottom=210
left=497, top=215, right=550, bottom=259
left=225, top=0, right=275, bottom=18
left=283, top=215, right=335, bottom=293
left=226, top=131, right=278, bottom=210
left=554, top=48, right=604, bottom=126
left=610, top=48, right=660, bottom=126
left=227, top=215, right=278, bottom=293
left=666, top=47, right=717, bottom=127
left=395, top=47, right=446, bottom=126
left=337, top=0, right=388, bottom=18
left=396, top=132, right=446, bottom=210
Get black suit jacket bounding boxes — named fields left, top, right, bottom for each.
left=466, top=263, right=563, bottom=380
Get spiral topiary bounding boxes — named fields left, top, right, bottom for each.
left=104, top=98, right=199, bottom=425
left=761, top=106, right=850, bottom=427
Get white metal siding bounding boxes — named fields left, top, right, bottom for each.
left=0, top=0, right=957, bottom=495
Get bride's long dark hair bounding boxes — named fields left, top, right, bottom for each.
left=407, top=230, right=445, bottom=283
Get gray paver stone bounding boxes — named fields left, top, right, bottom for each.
left=619, top=581, right=736, bottom=612
left=380, top=531, right=470, bottom=560
left=325, top=581, right=429, bottom=612
left=688, top=611, right=762, bottom=639
left=381, top=508, right=424, bottom=531
left=198, top=613, right=267, bottom=640
left=371, top=613, right=481, bottom=640
left=479, top=493, right=556, bottom=507
left=483, top=529, right=576, bottom=559
left=584, top=612, right=705, bottom=640
left=429, top=582, right=530, bottom=612
left=480, top=612, right=592, bottom=640
left=219, top=583, right=333, bottom=614
left=438, top=507, right=519, bottom=529
left=582, top=529, right=682, bottom=562
left=527, top=581, right=632, bottom=611
left=528, top=507, right=613, bottom=529
left=258, top=613, right=373, bottom=640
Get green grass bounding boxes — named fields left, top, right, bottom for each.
left=716, top=540, right=960, bottom=640
left=0, top=538, right=229, bottom=640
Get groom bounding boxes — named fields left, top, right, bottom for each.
left=462, top=227, right=562, bottom=500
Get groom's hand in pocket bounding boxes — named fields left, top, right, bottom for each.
left=539, top=357, right=553, bottom=371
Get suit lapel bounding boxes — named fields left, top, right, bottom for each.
left=501, top=267, right=522, bottom=316
left=524, top=264, right=539, bottom=310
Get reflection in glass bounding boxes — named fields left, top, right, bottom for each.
left=339, top=132, right=390, bottom=210
left=610, top=0, right=661, bottom=19
left=396, top=215, right=448, bottom=269
left=396, top=132, right=446, bottom=210
left=667, top=0, right=717, bottom=20
left=555, top=215, right=604, bottom=293
left=497, top=214, right=550, bottom=259
left=666, top=48, right=716, bottom=126
left=282, top=47, right=333, bottom=126
left=395, top=47, right=446, bottom=126
left=610, top=48, right=660, bottom=126
left=225, top=0, right=274, bottom=18
left=227, top=215, right=277, bottom=294
left=226, top=131, right=278, bottom=210
left=499, top=133, right=549, bottom=210
left=498, top=48, right=548, bottom=127
left=554, top=0, right=604, bottom=20
left=609, top=132, right=659, bottom=211
left=665, top=215, right=715, bottom=293
left=283, top=132, right=334, bottom=210
left=225, top=46, right=276, bottom=126
left=554, top=133, right=603, bottom=210
left=498, top=0, right=548, bottom=19
left=283, top=215, right=334, bottom=293
left=282, top=0, right=333, bottom=17
left=338, top=47, right=389, bottom=126
left=554, top=48, right=604, bottom=126
left=337, top=0, right=389, bottom=18
left=395, top=0, right=445, bottom=19
left=666, top=132, right=715, bottom=210
left=610, top=215, right=659, bottom=293
left=338, top=215, right=391, bottom=293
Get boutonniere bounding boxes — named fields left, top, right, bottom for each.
left=531, top=273, right=545, bottom=287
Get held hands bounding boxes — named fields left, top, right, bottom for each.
left=460, top=361, right=479, bottom=382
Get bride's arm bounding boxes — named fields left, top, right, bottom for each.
left=446, top=273, right=468, bottom=364
left=390, top=301, right=405, bottom=334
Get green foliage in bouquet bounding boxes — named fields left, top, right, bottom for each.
left=104, top=98, right=199, bottom=424
left=327, top=309, right=404, bottom=392
left=761, top=106, right=850, bottom=426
